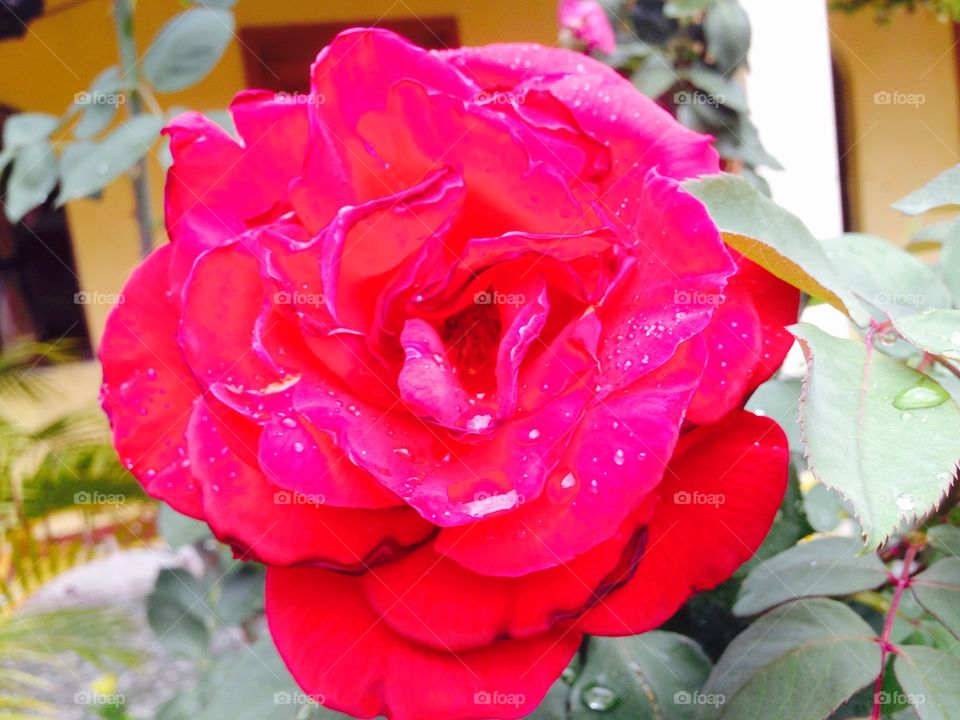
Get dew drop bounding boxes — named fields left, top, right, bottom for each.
left=614, top=449, right=625, bottom=466
left=896, top=493, right=915, bottom=511
left=467, top=414, right=493, bottom=432
left=581, top=684, right=619, bottom=712
left=893, top=378, right=949, bottom=410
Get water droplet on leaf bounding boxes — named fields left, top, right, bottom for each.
left=896, top=493, right=915, bottom=511
left=581, top=684, right=619, bottom=712
left=893, top=378, right=949, bottom=410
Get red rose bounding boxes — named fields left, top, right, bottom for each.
left=100, top=29, right=798, bottom=720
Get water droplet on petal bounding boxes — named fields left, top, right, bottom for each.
left=467, top=414, right=493, bottom=432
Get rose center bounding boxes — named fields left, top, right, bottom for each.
left=440, top=294, right=503, bottom=395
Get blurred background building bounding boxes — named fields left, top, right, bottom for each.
left=0, top=0, right=956, bottom=359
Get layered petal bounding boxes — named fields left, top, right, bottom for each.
left=437, top=43, right=719, bottom=188
left=99, top=244, right=203, bottom=518
left=187, top=398, right=432, bottom=569
left=361, top=511, right=646, bottom=651
left=578, top=410, right=788, bottom=635
left=163, top=101, right=307, bottom=284
left=266, top=566, right=580, bottom=720
left=686, top=255, right=800, bottom=424
left=435, top=339, right=707, bottom=576
left=593, top=170, right=736, bottom=394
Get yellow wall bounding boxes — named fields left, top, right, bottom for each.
left=0, top=0, right=558, bottom=348
left=829, top=6, right=960, bottom=241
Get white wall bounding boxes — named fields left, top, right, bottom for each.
left=740, top=0, right=844, bottom=239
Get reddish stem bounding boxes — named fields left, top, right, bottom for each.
left=870, top=544, right=919, bottom=720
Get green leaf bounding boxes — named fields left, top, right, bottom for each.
left=713, top=115, right=783, bottom=171
left=569, top=632, right=712, bottom=719
left=703, top=0, right=751, bottom=75
left=146, top=569, right=212, bottom=659
left=791, top=324, right=960, bottom=547
left=893, top=309, right=960, bottom=360
left=684, top=174, right=871, bottom=326
left=893, top=164, right=960, bottom=215
left=893, top=645, right=960, bottom=720
left=525, top=678, right=572, bottom=719
left=927, top=525, right=960, bottom=556
left=143, top=8, right=235, bottom=93
left=746, top=378, right=802, bottom=452
left=664, top=0, right=712, bottom=18
left=215, top=566, right=264, bottom=626
left=742, top=467, right=813, bottom=570
left=156, top=634, right=333, bottom=720
left=803, top=483, right=843, bottom=532
left=941, top=235, right=960, bottom=308
left=2, top=113, right=59, bottom=149
left=912, top=218, right=960, bottom=245
left=73, top=66, right=124, bottom=139
left=631, top=52, right=678, bottom=98
left=4, top=140, right=57, bottom=222
left=0, top=147, right=13, bottom=176
left=910, top=557, right=960, bottom=642
left=734, top=537, right=887, bottom=616
left=685, top=66, right=748, bottom=113
left=57, top=114, right=163, bottom=203
left=822, top=233, right=952, bottom=320
left=158, top=504, right=211, bottom=548
left=701, top=599, right=881, bottom=719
